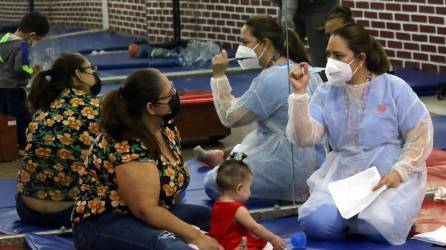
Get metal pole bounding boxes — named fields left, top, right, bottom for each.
left=100, top=66, right=261, bottom=84
left=28, top=0, right=34, bottom=12
left=102, top=0, right=110, bottom=30
left=0, top=227, right=72, bottom=248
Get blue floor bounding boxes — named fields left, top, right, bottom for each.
left=393, top=68, right=446, bottom=96
left=0, top=179, right=16, bottom=208
left=30, top=31, right=139, bottom=57
left=432, top=115, right=446, bottom=150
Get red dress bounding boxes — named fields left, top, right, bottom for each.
left=209, top=199, right=267, bottom=250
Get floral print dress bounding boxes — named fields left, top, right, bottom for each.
left=71, top=121, right=190, bottom=224
left=17, top=88, right=100, bottom=201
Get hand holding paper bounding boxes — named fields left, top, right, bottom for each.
left=328, top=167, right=387, bottom=219
left=372, top=170, right=403, bottom=191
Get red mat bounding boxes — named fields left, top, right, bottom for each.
left=426, top=148, right=446, bottom=166
left=411, top=148, right=446, bottom=235
left=179, top=90, right=213, bottom=106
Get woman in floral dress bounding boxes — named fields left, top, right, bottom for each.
left=16, top=53, right=102, bottom=227
left=72, top=69, right=223, bottom=250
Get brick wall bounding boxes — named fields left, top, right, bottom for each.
left=0, top=0, right=102, bottom=29
left=109, top=0, right=146, bottom=37
left=0, top=0, right=28, bottom=24
left=341, top=0, right=446, bottom=73
left=142, top=0, right=278, bottom=47
left=35, top=1, right=102, bottom=29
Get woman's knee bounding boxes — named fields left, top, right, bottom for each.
left=353, top=219, right=386, bottom=243
left=298, top=204, right=347, bottom=240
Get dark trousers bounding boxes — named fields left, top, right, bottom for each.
left=294, top=11, right=330, bottom=67
left=0, top=88, right=31, bottom=149
left=73, top=204, right=211, bottom=250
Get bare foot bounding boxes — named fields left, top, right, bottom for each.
left=193, top=145, right=225, bottom=168
left=235, top=236, right=247, bottom=250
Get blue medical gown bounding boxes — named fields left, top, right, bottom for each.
left=233, top=62, right=326, bottom=201
left=299, top=73, right=428, bottom=244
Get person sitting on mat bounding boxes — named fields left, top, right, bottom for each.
left=209, top=153, right=286, bottom=250
left=0, top=12, right=49, bottom=155
left=72, top=69, right=222, bottom=250
left=195, top=15, right=327, bottom=202
left=16, top=53, right=102, bottom=227
left=324, top=6, right=355, bottom=36
left=286, top=23, right=433, bottom=245
left=323, top=6, right=394, bottom=74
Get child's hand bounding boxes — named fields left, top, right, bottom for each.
left=270, top=235, right=286, bottom=250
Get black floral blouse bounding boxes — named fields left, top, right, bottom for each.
left=17, top=88, right=101, bottom=201
left=71, top=121, right=190, bottom=224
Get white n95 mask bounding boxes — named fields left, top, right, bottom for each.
left=325, top=57, right=359, bottom=84
left=235, top=43, right=262, bottom=69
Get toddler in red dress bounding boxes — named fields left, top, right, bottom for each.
left=208, top=154, right=286, bottom=250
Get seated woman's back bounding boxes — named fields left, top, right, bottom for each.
left=18, top=87, right=100, bottom=200
left=16, top=53, right=101, bottom=227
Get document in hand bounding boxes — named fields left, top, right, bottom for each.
left=412, top=226, right=446, bottom=246
left=328, top=167, right=387, bottom=219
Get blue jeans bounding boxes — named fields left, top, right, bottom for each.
left=298, top=204, right=386, bottom=242
left=0, top=88, right=31, bottom=149
left=73, top=204, right=211, bottom=250
left=15, top=194, right=73, bottom=227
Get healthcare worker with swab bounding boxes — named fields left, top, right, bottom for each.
left=202, top=15, right=326, bottom=202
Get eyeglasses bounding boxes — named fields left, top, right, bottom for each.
left=80, top=65, right=98, bottom=72
left=153, top=81, right=176, bottom=103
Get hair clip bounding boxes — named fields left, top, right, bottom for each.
left=118, top=87, right=124, bottom=97
left=44, top=69, right=53, bottom=82
left=229, top=152, right=247, bottom=161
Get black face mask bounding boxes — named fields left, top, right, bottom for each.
left=90, top=72, right=102, bottom=96
left=160, top=92, right=181, bottom=122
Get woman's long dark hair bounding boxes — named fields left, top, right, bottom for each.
left=28, top=53, right=86, bottom=113
left=100, top=69, right=164, bottom=155
left=245, top=15, right=309, bottom=63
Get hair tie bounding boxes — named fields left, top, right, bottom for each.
left=118, top=87, right=125, bottom=98
left=44, top=69, right=53, bottom=82
left=229, top=152, right=247, bottom=161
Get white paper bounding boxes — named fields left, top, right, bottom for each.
left=328, top=167, right=387, bottom=219
left=434, top=187, right=446, bottom=201
left=262, top=242, right=273, bottom=250
left=412, top=226, right=446, bottom=246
